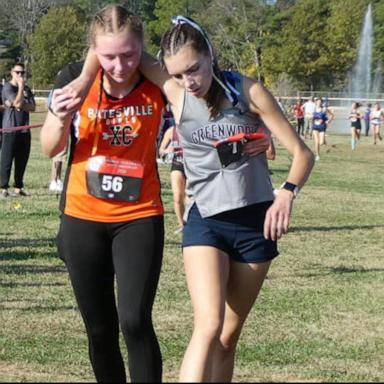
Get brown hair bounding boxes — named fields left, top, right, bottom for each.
left=88, top=4, right=143, bottom=47
left=12, top=62, right=25, bottom=70
left=159, top=21, right=225, bottom=117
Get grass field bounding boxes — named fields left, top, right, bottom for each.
left=1, top=113, right=384, bottom=382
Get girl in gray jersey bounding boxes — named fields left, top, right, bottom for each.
left=62, top=15, right=314, bottom=383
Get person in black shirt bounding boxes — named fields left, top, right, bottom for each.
left=0, top=63, right=35, bottom=197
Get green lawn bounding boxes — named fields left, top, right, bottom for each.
left=1, top=114, right=383, bottom=382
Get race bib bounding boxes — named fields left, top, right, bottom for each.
left=86, top=156, right=144, bottom=202
left=214, top=132, right=265, bottom=168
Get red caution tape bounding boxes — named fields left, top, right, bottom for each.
left=0, top=124, right=43, bottom=133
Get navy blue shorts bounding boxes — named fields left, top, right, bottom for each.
left=182, top=202, right=279, bottom=264
left=312, top=126, right=326, bottom=132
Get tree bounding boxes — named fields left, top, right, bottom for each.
left=262, top=0, right=331, bottom=89
left=28, top=6, right=87, bottom=87
left=199, top=0, right=270, bottom=78
left=145, top=0, right=212, bottom=54
left=0, top=0, right=64, bottom=64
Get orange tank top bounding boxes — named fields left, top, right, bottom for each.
left=62, top=72, right=164, bottom=223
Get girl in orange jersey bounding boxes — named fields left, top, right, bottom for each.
left=40, top=6, right=165, bottom=382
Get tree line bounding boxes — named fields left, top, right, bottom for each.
left=0, top=0, right=383, bottom=92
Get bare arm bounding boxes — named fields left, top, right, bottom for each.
left=58, top=49, right=100, bottom=112
left=244, top=78, right=314, bottom=240
left=12, top=80, right=25, bottom=109
left=139, top=52, right=183, bottom=119
left=139, top=53, right=171, bottom=93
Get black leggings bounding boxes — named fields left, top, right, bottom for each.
left=57, top=214, right=164, bottom=383
left=297, top=118, right=305, bottom=136
left=0, top=131, right=31, bottom=189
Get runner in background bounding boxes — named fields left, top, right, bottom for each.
left=158, top=124, right=186, bottom=234
left=312, top=97, right=333, bottom=161
left=370, top=102, right=383, bottom=145
left=46, top=90, right=67, bottom=192
left=349, top=102, right=362, bottom=151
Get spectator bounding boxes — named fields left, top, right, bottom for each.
left=0, top=63, right=36, bottom=198
left=363, top=103, right=372, bottom=136
left=303, top=96, right=316, bottom=140
left=292, top=98, right=305, bottom=137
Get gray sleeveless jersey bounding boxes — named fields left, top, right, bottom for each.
left=178, top=76, right=274, bottom=218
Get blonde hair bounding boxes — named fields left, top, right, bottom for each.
left=88, top=4, right=143, bottom=47
left=88, top=5, right=143, bottom=135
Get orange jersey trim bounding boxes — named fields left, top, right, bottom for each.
left=63, top=73, right=165, bottom=223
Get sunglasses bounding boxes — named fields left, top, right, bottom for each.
left=13, top=70, right=25, bottom=75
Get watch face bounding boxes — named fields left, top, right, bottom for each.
left=283, top=182, right=299, bottom=196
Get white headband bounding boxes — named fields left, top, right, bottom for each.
left=171, top=15, right=240, bottom=104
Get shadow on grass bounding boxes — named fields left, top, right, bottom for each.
left=1, top=250, right=58, bottom=261
left=300, top=264, right=384, bottom=277
left=165, top=239, right=183, bottom=247
left=1, top=264, right=66, bottom=275
left=331, top=266, right=384, bottom=274
left=0, top=237, right=57, bottom=247
left=1, top=304, right=76, bottom=312
left=291, top=224, right=383, bottom=232
left=0, top=281, right=66, bottom=288
left=0, top=237, right=58, bottom=261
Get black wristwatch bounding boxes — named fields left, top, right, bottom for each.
left=280, top=181, right=299, bottom=198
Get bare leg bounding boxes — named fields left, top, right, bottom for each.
left=170, top=170, right=186, bottom=228
left=210, top=260, right=271, bottom=382
left=312, top=130, right=320, bottom=159
left=51, top=160, right=63, bottom=181
left=351, top=127, right=357, bottom=150
left=373, top=125, right=378, bottom=144
left=179, top=246, right=230, bottom=382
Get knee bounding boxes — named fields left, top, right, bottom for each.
left=119, top=310, right=151, bottom=339
left=194, top=316, right=223, bottom=344
left=219, top=332, right=239, bottom=355
left=87, top=322, right=119, bottom=350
